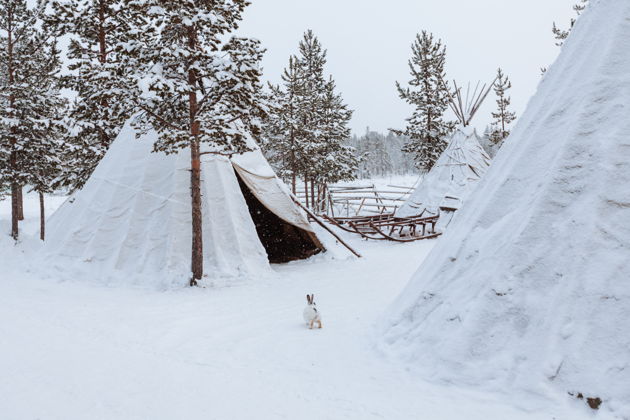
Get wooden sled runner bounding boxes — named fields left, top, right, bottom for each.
left=323, top=213, right=442, bottom=242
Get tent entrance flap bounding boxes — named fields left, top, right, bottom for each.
left=234, top=170, right=323, bottom=264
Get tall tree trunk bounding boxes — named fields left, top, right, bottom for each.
left=310, top=178, right=316, bottom=212
left=17, top=185, right=24, bottom=220
left=189, top=139, right=202, bottom=285
left=39, top=191, right=45, bottom=241
left=290, top=145, right=296, bottom=195
left=188, top=26, right=203, bottom=286
left=303, top=177, right=309, bottom=209
left=97, top=0, right=109, bottom=147
left=7, top=11, right=18, bottom=240
left=11, top=179, right=19, bottom=240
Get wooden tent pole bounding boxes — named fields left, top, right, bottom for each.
left=291, top=196, right=362, bottom=258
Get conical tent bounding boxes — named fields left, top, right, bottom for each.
left=382, top=0, right=630, bottom=414
left=45, top=120, right=324, bottom=285
left=396, top=127, right=491, bottom=218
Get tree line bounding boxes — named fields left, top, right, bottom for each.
left=0, top=0, right=588, bottom=284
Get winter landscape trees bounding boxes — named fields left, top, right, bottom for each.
left=348, top=129, right=416, bottom=179
left=392, top=31, right=455, bottom=171
left=0, top=0, right=65, bottom=241
left=263, top=30, right=358, bottom=210
left=115, top=0, right=266, bottom=285
left=0, top=0, right=519, bottom=276
left=3, top=1, right=630, bottom=418
left=46, top=0, right=138, bottom=191
left=488, top=68, right=516, bottom=148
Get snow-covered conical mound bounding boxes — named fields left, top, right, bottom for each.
left=382, top=0, right=630, bottom=415
left=397, top=127, right=491, bottom=218
left=44, top=120, right=324, bottom=287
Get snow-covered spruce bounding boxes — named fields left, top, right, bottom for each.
left=0, top=0, right=66, bottom=241
left=112, top=0, right=266, bottom=284
left=392, top=31, right=455, bottom=171
left=263, top=30, right=358, bottom=209
left=348, top=129, right=417, bottom=179
left=488, top=68, right=516, bottom=148
left=46, top=0, right=139, bottom=191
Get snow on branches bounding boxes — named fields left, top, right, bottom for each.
left=489, top=68, right=516, bottom=147
left=113, top=0, right=266, bottom=283
left=264, top=30, right=357, bottom=195
left=392, top=31, right=455, bottom=171
left=0, top=0, right=66, bottom=240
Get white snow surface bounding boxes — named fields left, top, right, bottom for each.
left=0, top=193, right=596, bottom=419
left=396, top=127, right=491, bottom=217
left=381, top=0, right=630, bottom=417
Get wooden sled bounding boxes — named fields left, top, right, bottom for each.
left=323, top=213, right=442, bottom=242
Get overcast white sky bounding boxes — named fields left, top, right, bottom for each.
left=237, top=0, right=578, bottom=135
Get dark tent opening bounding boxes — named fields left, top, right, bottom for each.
left=235, top=171, right=323, bottom=264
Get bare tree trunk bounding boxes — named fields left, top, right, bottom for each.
left=97, top=0, right=110, bottom=148
left=39, top=191, right=45, bottom=241
left=7, top=10, right=18, bottom=240
left=188, top=26, right=203, bottom=286
left=17, top=186, right=24, bottom=220
left=310, top=178, right=316, bottom=213
left=11, top=180, right=19, bottom=240
left=290, top=135, right=296, bottom=194
left=189, top=139, right=202, bottom=285
left=303, top=177, right=309, bottom=209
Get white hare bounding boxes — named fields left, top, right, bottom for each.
left=303, top=294, right=322, bottom=329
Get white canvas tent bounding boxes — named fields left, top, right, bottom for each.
left=382, top=0, right=630, bottom=415
left=396, top=127, right=491, bottom=221
left=44, top=120, right=324, bottom=285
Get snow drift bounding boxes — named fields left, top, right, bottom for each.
left=382, top=0, right=630, bottom=416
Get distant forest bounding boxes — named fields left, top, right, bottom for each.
left=347, top=126, right=500, bottom=180
left=346, top=129, right=416, bottom=179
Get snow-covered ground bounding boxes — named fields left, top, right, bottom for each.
left=1, top=193, right=594, bottom=419
left=337, top=173, right=422, bottom=191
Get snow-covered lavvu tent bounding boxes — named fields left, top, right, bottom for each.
left=382, top=0, right=630, bottom=416
left=396, top=127, right=491, bottom=221
left=44, top=119, right=325, bottom=286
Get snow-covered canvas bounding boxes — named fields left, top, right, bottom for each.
left=382, top=0, right=630, bottom=415
left=397, top=127, right=491, bottom=218
left=43, top=121, right=323, bottom=287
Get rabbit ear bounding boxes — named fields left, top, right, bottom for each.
left=311, top=294, right=315, bottom=303
left=306, top=294, right=312, bottom=304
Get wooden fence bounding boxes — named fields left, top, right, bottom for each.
left=295, top=183, right=414, bottom=217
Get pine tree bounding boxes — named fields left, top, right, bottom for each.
left=264, top=30, right=357, bottom=208
left=46, top=0, right=139, bottom=190
left=0, top=0, right=56, bottom=240
left=314, top=76, right=357, bottom=185
left=118, top=0, right=265, bottom=285
left=552, top=0, right=589, bottom=46
left=392, top=31, right=454, bottom=171
left=294, top=29, right=328, bottom=190
left=489, top=68, right=516, bottom=148
left=354, top=129, right=392, bottom=178
left=21, top=37, right=67, bottom=241
left=263, top=56, right=305, bottom=193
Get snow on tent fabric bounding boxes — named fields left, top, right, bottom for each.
left=382, top=0, right=630, bottom=416
left=44, top=120, right=325, bottom=286
left=396, top=126, right=491, bottom=222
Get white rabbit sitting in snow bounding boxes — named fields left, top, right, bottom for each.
left=303, top=294, right=322, bottom=329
